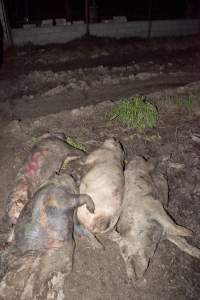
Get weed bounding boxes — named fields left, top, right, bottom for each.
left=66, top=136, right=87, bottom=153
left=175, top=96, right=193, bottom=112
left=111, top=97, right=158, bottom=132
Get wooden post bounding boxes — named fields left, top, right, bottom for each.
left=25, top=0, right=29, bottom=23
left=147, top=0, right=153, bottom=39
left=85, top=0, right=89, bottom=35
left=0, top=0, right=13, bottom=46
left=64, top=0, right=72, bottom=23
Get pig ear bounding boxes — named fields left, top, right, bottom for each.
left=131, top=254, right=150, bottom=279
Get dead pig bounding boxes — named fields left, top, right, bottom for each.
left=0, top=173, right=95, bottom=299
left=12, top=173, right=94, bottom=254
left=7, top=132, right=83, bottom=225
left=110, top=156, right=200, bottom=280
left=77, top=138, right=125, bottom=233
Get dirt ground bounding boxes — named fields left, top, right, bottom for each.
left=0, top=35, right=200, bottom=299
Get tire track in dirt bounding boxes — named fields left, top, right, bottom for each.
left=7, top=72, right=200, bottom=120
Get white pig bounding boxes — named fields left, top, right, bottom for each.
left=77, top=138, right=125, bottom=233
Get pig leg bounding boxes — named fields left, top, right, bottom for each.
left=59, top=155, right=82, bottom=172
left=77, top=194, right=95, bottom=213
left=59, top=193, right=103, bottom=249
left=146, top=198, right=192, bottom=237
left=167, top=235, right=200, bottom=258
left=74, top=214, right=103, bottom=249
left=62, top=194, right=95, bottom=213
left=73, top=195, right=104, bottom=249
left=7, top=181, right=29, bottom=225
left=148, top=200, right=200, bottom=258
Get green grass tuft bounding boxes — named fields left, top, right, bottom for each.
left=111, top=97, right=158, bottom=132
left=175, top=96, right=193, bottom=112
left=66, top=136, right=87, bottom=153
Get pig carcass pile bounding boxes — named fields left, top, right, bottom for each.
left=0, top=133, right=199, bottom=299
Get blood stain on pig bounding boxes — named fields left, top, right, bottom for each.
left=24, top=149, right=49, bottom=179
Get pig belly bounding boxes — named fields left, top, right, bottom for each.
left=78, top=166, right=123, bottom=233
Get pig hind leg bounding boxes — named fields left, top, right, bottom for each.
left=147, top=199, right=200, bottom=258
left=63, top=194, right=95, bottom=213
left=7, top=182, right=29, bottom=225
left=167, top=235, right=200, bottom=258
left=60, top=193, right=103, bottom=248
left=147, top=199, right=192, bottom=237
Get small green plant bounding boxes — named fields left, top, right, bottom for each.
left=111, top=97, right=158, bottom=132
left=175, top=96, right=193, bottom=112
left=66, top=136, right=87, bottom=153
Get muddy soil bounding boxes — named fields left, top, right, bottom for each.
left=0, top=36, right=200, bottom=299
left=0, top=35, right=200, bottom=124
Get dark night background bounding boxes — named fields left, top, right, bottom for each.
left=5, top=0, right=200, bottom=28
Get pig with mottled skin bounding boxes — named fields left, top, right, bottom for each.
left=7, top=133, right=83, bottom=225
left=12, top=173, right=94, bottom=254
left=0, top=173, right=95, bottom=299
left=110, top=156, right=200, bottom=280
left=77, top=138, right=125, bottom=233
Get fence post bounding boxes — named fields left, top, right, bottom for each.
left=85, top=0, right=90, bottom=35
left=147, top=0, right=153, bottom=39
left=0, top=0, right=13, bottom=47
